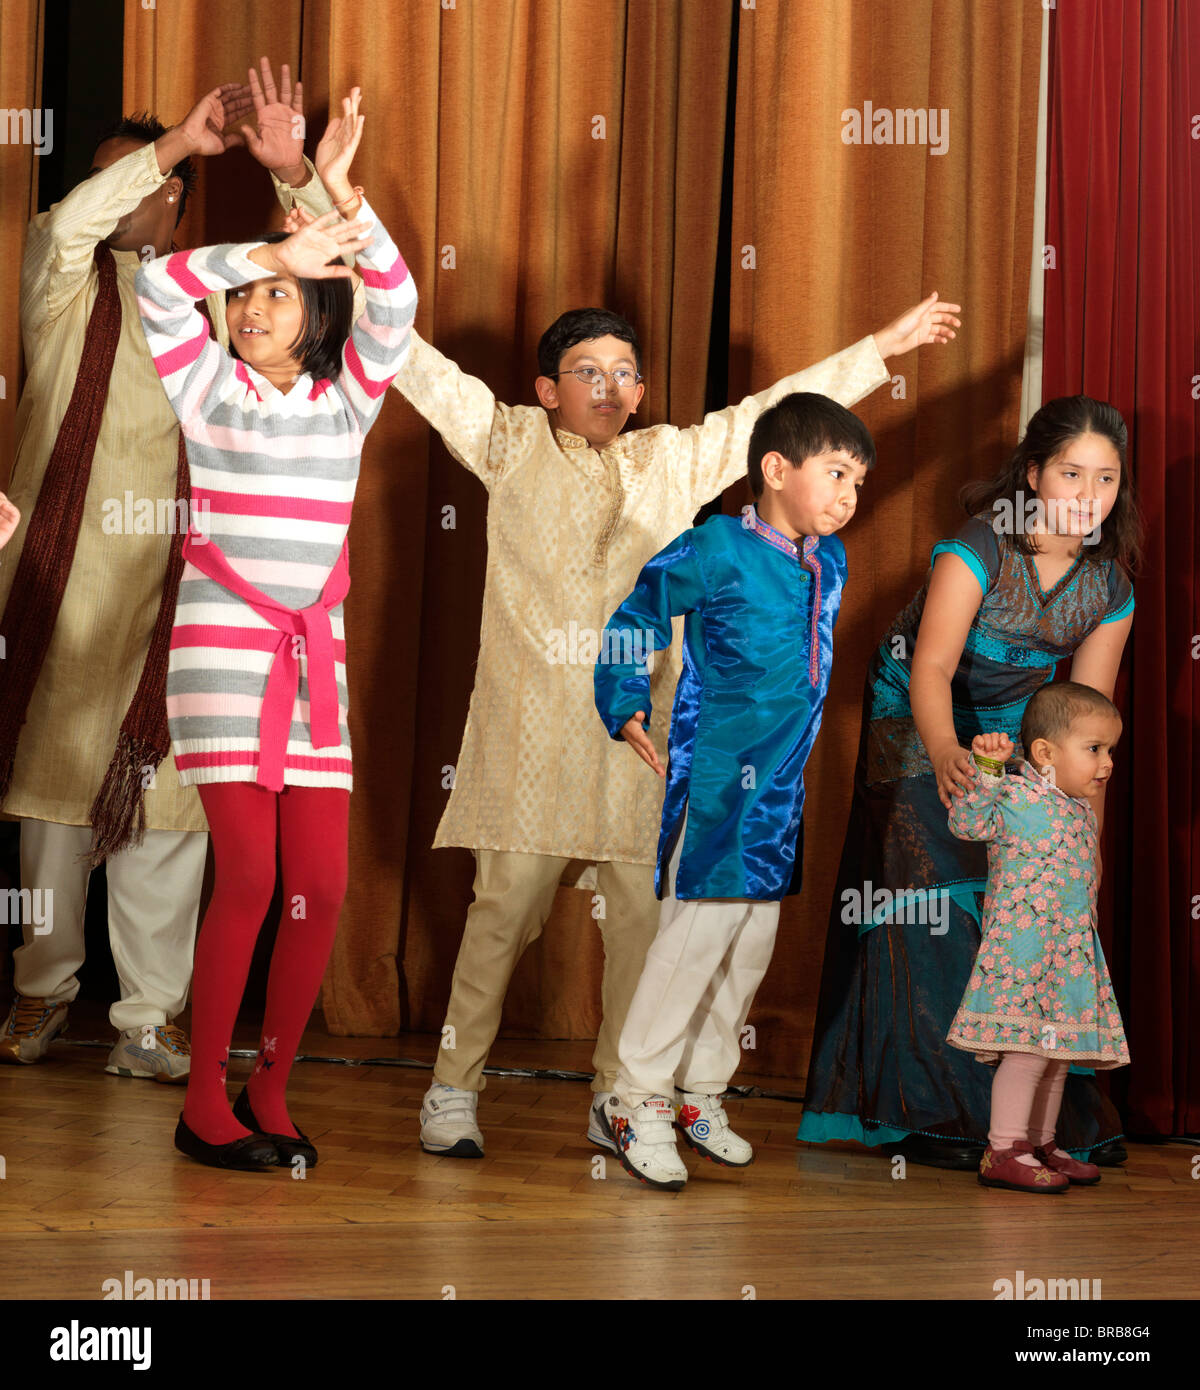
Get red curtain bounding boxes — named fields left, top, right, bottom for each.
left=1043, top=0, right=1200, bottom=1137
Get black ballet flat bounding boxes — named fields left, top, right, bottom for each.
left=892, top=1133, right=986, bottom=1171
left=174, top=1115, right=280, bottom=1171
left=1088, top=1138, right=1128, bottom=1167
left=233, top=1087, right=319, bottom=1168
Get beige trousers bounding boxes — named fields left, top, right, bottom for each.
left=432, top=850, right=659, bottom=1093
left=12, top=819, right=207, bottom=1033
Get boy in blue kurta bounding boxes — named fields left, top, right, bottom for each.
left=593, top=392, right=875, bottom=1190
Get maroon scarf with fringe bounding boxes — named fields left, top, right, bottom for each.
left=0, top=242, right=188, bottom=865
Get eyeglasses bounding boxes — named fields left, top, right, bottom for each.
left=551, top=366, right=643, bottom=389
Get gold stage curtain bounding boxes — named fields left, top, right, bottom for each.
left=727, top=0, right=1042, bottom=1077
left=0, top=0, right=44, bottom=487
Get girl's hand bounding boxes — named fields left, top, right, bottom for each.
left=240, top=57, right=306, bottom=180
left=932, top=742, right=975, bottom=808
left=315, top=87, right=364, bottom=204
left=253, top=210, right=371, bottom=280
left=619, top=712, right=665, bottom=777
left=971, top=731, right=1014, bottom=765
left=178, top=84, right=253, bottom=158
left=0, top=492, right=20, bottom=548
left=873, top=292, right=962, bottom=358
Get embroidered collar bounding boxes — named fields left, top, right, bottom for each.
left=555, top=426, right=625, bottom=455
left=739, top=505, right=818, bottom=564
left=740, top=506, right=823, bottom=685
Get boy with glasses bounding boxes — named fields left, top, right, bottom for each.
left=387, top=295, right=959, bottom=1158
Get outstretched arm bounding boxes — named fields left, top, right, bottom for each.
left=682, top=292, right=962, bottom=508
left=21, top=84, right=250, bottom=332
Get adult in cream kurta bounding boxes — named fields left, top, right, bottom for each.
left=0, top=140, right=211, bottom=1049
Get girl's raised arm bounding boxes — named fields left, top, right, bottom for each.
left=910, top=552, right=986, bottom=808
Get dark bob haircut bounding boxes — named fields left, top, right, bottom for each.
left=227, top=230, right=354, bottom=384
left=537, top=308, right=642, bottom=378
left=1020, top=679, right=1121, bottom=755
left=960, top=394, right=1142, bottom=573
left=95, top=113, right=195, bottom=227
left=746, top=392, right=876, bottom=499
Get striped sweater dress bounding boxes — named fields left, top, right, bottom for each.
left=135, top=200, right=416, bottom=791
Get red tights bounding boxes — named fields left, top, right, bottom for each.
left=182, top=782, right=349, bottom=1145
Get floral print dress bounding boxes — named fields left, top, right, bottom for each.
left=946, top=760, right=1129, bottom=1067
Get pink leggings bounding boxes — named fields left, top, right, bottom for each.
left=989, top=1052, right=1071, bottom=1151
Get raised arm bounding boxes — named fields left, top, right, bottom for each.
left=136, top=241, right=273, bottom=423
left=947, top=736, right=1014, bottom=843
left=335, top=198, right=417, bottom=431
left=682, top=293, right=961, bottom=508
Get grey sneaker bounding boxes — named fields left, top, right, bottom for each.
left=419, top=1083, right=484, bottom=1157
left=105, top=1024, right=191, bottom=1083
left=0, top=996, right=68, bottom=1064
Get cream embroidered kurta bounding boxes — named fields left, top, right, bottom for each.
left=0, top=143, right=216, bottom=831
left=393, top=330, right=889, bottom=863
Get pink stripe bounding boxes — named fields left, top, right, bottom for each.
left=166, top=251, right=210, bottom=301
left=344, top=339, right=389, bottom=400
left=152, top=323, right=209, bottom=378
left=197, top=420, right=358, bottom=461
left=359, top=257, right=409, bottom=290
left=190, top=488, right=353, bottom=523
left=167, top=693, right=349, bottom=721
left=228, top=556, right=338, bottom=590
left=234, top=360, right=263, bottom=397
left=171, top=624, right=347, bottom=662
left=176, top=750, right=353, bottom=774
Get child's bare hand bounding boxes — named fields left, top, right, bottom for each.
left=619, top=712, right=665, bottom=777
left=315, top=87, right=364, bottom=202
left=873, top=291, right=962, bottom=358
left=0, top=492, right=20, bottom=548
left=933, top=743, right=974, bottom=808
left=971, top=731, right=1014, bottom=764
left=261, top=210, right=370, bottom=279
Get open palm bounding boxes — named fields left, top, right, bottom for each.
left=271, top=210, right=370, bottom=279
left=180, top=84, right=253, bottom=158
left=314, top=87, right=364, bottom=195
left=241, top=57, right=305, bottom=170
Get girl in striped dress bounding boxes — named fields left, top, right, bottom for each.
left=136, top=89, right=416, bottom=1170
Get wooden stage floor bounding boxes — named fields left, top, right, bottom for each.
left=1, top=1005, right=1195, bottom=1302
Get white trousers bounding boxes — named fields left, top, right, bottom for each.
left=12, top=819, right=207, bottom=1033
left=616, top=810, right=781, bottom=1107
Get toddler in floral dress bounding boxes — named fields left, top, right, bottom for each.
left=945, top=681, right=1129, bottom=1194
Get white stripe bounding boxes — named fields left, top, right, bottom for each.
left=189, top=467, right=358, bottom=502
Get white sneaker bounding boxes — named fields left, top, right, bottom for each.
left=420, top=1083, right=484, bottom=1157
left=606, top=1094, right=688, bottom=1190
left=675, top=1090, right=753, bottom=1167
left=588, top=1091, right=619, bottom=1153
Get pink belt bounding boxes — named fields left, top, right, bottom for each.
left=182, top=531, right=350, bottom=792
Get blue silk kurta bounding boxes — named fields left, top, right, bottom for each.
left=594, top=509, right=846, bottom=902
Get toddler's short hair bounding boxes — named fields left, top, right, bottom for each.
left=746, top=392, right=875, bottom=500
left=1020, top=680, right=1121, bottom=752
